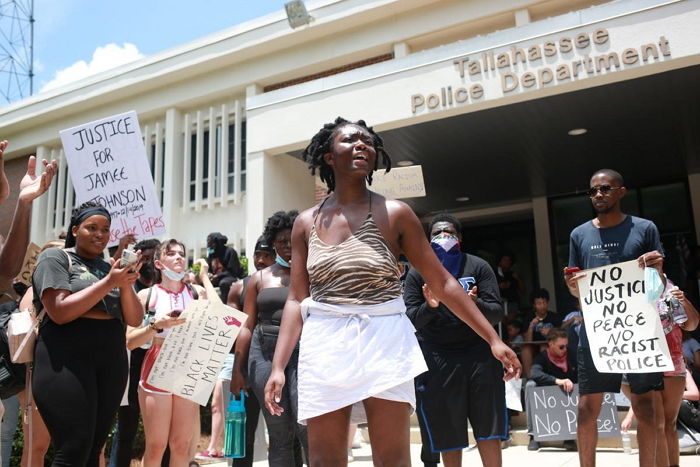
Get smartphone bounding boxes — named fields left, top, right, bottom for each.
left=120, top=247, right=138, bottom=269
left=168, top=310, right=183, bottom=318
left=564, top=267, right=581, bottom=275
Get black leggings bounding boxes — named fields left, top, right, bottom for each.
left=33, top=318, right=128, bottom=467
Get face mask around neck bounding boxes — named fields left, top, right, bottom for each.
left=275, top=254, right=290, bottom=268
left=163, top=267, right=185, bottom=281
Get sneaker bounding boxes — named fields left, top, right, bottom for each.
left=352, top=429, right=363, bottom=448
left=527, top=437, right=540, bottom=451
left=347, top=448, right=354, bottom=462
left=195, top=450, right=222, bottom=460
left=563, top=439, right=577, bottom=451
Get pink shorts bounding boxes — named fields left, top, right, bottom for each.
left=139, top=344, right=171, bottom=395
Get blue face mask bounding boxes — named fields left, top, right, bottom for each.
left=644, top=267, right=664, bottom=303
left=163, top=267, right=185, bottom=281
left=206, top=247, right=215, bottom=256
left=430, top=233, right=462, bottom=278
left=276, top=254, right=290, bottom=268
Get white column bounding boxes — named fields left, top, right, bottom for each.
left=244, top=152, right=315, bottom=255
left=163, top=108, right=183, bottom=236
left=393, top=42, right=410, bottom=59
left=689, top=173, right=700, bottom=244
left=532, top=196, right=557, bottom=309
left=515, top=9, right=530, bottom=27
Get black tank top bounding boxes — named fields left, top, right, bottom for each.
left=256, top=286, right=288, bottom=325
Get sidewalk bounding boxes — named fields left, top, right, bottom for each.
left=204, top=442, right=699, bottom=466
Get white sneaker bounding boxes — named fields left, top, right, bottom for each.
left=352, top=430, right=363, bottom=448
left=347, top=448, right=354, bottom=462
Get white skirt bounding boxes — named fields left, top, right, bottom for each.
left=297, top=297, right=428, bottom=425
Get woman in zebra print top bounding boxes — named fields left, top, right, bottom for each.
left=264, top=117, right=521, bottom=465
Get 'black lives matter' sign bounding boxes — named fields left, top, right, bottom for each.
left=529, top=384, right=619, bottom=441
left=60, top=111, right=166, bottom=247
left=579, top=260, right=673, bottom=373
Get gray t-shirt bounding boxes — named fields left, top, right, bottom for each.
left=32, top=248, right=123, bottom=322
left=568, top=215, right=663, bottom=347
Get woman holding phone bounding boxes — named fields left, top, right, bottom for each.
left=126, top=239, right=206, bottom=467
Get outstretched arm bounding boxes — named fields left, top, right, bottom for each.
left=0, top=156, right=57, bottom=283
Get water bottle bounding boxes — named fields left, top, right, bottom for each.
left=666, top=295, right=687, bottom=324
left=621, top=430, right=631, bottom=454
left=224, top=390, right=246, bottom=458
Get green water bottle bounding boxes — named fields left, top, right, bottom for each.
left=224, top=390, right=246, bottom=458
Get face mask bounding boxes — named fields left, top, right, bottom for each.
left=276, top=254, right=290, bottom=268
left=163, top=267, right=186, bottom=281
left=430, top=233, right=459, bottom=252
left=644, top=267, right=664, bottom=303
left=206, top=247, right=215, bottom=256
left=430, top=233, right=462, bottom=277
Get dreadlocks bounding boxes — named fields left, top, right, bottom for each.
left=302, top=117, right=392, bottom=193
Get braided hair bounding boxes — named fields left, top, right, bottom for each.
left=302, top=117, right=392, bottom=193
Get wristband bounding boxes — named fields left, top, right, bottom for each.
left=149, top=321, right=163, bottom=333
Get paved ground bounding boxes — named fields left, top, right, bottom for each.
left=204, top=442, right=700, bottom=466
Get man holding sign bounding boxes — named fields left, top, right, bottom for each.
left=565, top=169, right=665, bottom=467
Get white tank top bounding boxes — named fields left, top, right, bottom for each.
left=147, top=284, right=195, bottom=337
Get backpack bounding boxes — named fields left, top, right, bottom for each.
left=0, top=301, right=27, bottom=399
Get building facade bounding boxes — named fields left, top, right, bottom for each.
left=1, top=0, right=699, bottom=309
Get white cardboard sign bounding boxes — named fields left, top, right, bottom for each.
left=369, top=165, right=426, bottom=199
left=59, top=111, right=165, bottom=247
left=146, top=299, right=247, bottom=405
left=579, top=260, right=673, bottom=373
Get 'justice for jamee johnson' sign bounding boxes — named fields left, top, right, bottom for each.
left=59, top=111, right=166, bottom=247
left=579, top=260, right=673, bottom=373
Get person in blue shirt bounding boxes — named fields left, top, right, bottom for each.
left=565, top=168, right=664, bottom=467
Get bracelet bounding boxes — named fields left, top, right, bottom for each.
left=149, top=321, right=163, bottom=333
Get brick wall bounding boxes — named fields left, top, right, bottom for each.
left=0, top=155, right=31, bottom=237
left=264, top=53, right=394, bottom=92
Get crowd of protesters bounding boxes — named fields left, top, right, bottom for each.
left=1, top=119, right=700, bottom=467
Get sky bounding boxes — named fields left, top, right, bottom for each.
left=31, top=0, right=289, bottom=93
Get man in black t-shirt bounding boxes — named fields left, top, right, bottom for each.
left=404, top=214, right=505, bottom=467
left=565, top=169, right=664, bottom=467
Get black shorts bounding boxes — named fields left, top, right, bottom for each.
left=415, top=342, right=507, bottom=452
left=577, top=345, right=664, bottom=395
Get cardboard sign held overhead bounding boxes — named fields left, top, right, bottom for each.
left=578, top=260, right=673, bottom=373
left=369, top=165, right=426, bottom=199
left=59, top=111, right=165, bottom=247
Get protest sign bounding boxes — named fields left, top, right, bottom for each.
left=15, top=242, right=41, bottom=286
left=529, top=384, right=619, bottom=441
left=147, top=299, right=247, bottom=405
left=369, top=165, right=426, bottom=199
left=579, top=260, right=673, bottom=373
left=59, top=111, right=165, bottom=247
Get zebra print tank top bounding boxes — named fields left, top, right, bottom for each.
left=307, top=195, right=402, bottom=305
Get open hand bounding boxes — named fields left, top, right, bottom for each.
left=18, top=156, right=58, bottom=203
left=421, top=284, right=439, bottom=308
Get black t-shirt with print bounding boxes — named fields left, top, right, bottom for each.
left=32, top=248, right=123, bottom=321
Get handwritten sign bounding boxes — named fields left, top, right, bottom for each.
left=369, top=165, right=426, bottom=199
left=59, top=111, right=165, bottom=247
left=505, top=378, right=522, bottom=412
left=529, top=384, right=619, bottom=441
left=146, top=299, right=247, bottom=405
left=579, top=260, right=673, bottom=373
left=15, top=243, right=41, bottom=286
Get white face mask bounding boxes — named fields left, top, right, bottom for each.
left=162, top=267, right=185, bottom=281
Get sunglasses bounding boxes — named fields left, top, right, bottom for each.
left=587, top=185, right=621, bottom=197
left=557, top=345, right=567, bottom=350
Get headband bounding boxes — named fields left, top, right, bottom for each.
left=74, top=206, right=111, bottom=225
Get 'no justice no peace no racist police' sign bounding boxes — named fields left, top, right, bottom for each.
left=579, top=260, right=673, bottom=373
left=60, top=111, right=166, bottom=247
